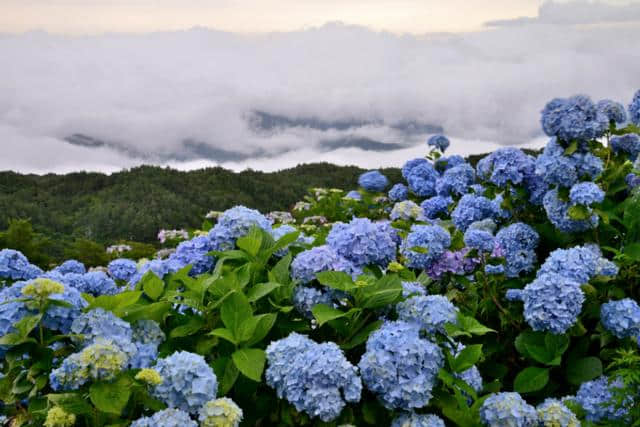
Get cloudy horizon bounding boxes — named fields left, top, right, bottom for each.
left=1, top=0, right=639, bottom=175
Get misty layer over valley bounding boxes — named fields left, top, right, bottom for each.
left=1, top=1, right=639, bottom=173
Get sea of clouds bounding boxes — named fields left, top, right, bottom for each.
left=1, top=0, right=639, bottom=174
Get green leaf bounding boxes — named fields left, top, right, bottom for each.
left=269, top=231, right=300, bottom=255
left=219, top=358, right=239, bottom=395
left=247, top=282, right=281, bottom=303
left=246, top=313, right=277, bottom=347
left=516, top=331, right=568, bottom=366
left=341, top=320, right=383, bottom=350
left=564, top=140, right=578, bottom=155
left=47, top=393, right=93, bottom=415
left=169, top=316, right=205, bottom=338
left=210, top=328, right=237, bottom=345
left=359, top=275, right=402, bottom=309
left=88, top=291, right=142, bottom=312
left=14, top=314, right=42, bottom=338
left=237, top=316, right=262, bottom=342
left=269, top=253, right=292, bottom=285
left=120, top=301, right=171, bottom=323
left=514, top=367, right=550, bottom=393
left=232, top=348, right=266, bottom=382
left=236, top=226, right=263, bottom=256
left=566, top=357, right=602, bottom=385
left=141, top=273, right=165, bottom=300
left=315, top=271, right=356, bottom=292
left=457, top=314, right=496, bottom=336
left=623, top=242, right=640, bottom=261
left=450, top=344, right=483, bottom=373
left=89, top=377, right=132, bottom=415
left=220, top=291, right=253, bottom=336
left=311, top=304, right=348, bottom=326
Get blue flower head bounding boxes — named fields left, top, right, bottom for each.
left=597, top=99, right=627, bottom=124
left=292, top=286, right=335, bottom=319
left=266, top=333, right=361, bottom=422
left=541, top=95, right=608, bottom=141
left=396, top=295, right=458, bottom=334
left=536, top=398, right=580, bottom=427
left=575, top=376, right=629, bottom=422
left=451, top=194, right=502, bottom=231
left=420, top=196, right=452, bottom=219
left=543, top=188, right=599, bottom=233
left=401, top=225, right=451, bottom=269
left=130, top=408, right=197, bottom=427
left=402, top=158, right=429, bottom=180
left=401, top=281, right=426, bottom=298
left=0, top=282, right=32, bottom=345
left=358, top=170, right=389, bottom=192
left=406, top=162, right=439, bottom=197
left=629, top=89, right=640, bottom=125
left=327, top=217, right=398, bottom=267
left=434, top=155, right=466, bottom=173
left=600, top=298, right=640, bottom=339
left=0, top=249, right=42, bottom=281
left=391, top=412, right=445, bottom=427
left=207, top=205, right=273, bottom=251
left=359, top=321, right=443, bottom=410
left=132, top=319, right=166, bottom=346
left=435, top=163, right=475, bottom=197
left=345, top=190, right=362, bottom=200
left=152, top=351, right=218, bottom=413
left=108, top=258, right=138, bottom=282
left=53, top=260, right=86, bottom=275
left=168, top=235, right=215, bottom=276
left=509, top=272, right=585, bottom=334
left=569, top=182, right=605, bottom=206
left=476, top=148, right=536, bottom=187
left=42, top=284, right=88, bottom=333
left=70, top=308, right=133, bottom=346
left=73, top=271, right=119, bottom=296
left=535, top=138, right=603, bottom=188
left=388, top=183, right=409, bottom=201
left=291, top=245, right=362, bottom=284
left=537, top=245, right=611, bottom=284
left=494, top=222, right=539, bottom=278
left=128, top=258, right=182, bottom=287
left=479, top=392, right=537, bottom=427
left=427, top=134, right=450, bottom=152
left=464, top=229, right=495, bottom=253
left=611, top=133, right=640, bottom=161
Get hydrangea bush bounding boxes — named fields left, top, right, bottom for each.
left=1, top=90, right=640, bottom=425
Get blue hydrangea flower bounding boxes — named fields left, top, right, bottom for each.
left=291, top=245, right=362, bottom=284
left=427, top=134, right=450, bottom=152
left=401, top=225, right=451, bottom=269
left=266, top=333, right=361, bottom=422
left=494, top=223, right=539, bottom=278
left=451, top=194, right=502, bottom=231
left=627, top=173, right=640, bottom=190
left=132, top=320, right=166, bottom=346
left=611, top=133, right=640, bottom=161
left=130, top=342, right=158, bottom=369
left=358, top=170, right=389, bottom=192
left=0, top=249, right=42, bottom=281
left=524, top=174, right=549, bottom=205
left=435, top=164, right=475, bottom=197
left=543, top=188, right=598, bottom=233
left=152, top=351, right=218, bottom=413
left=41, top=284, right=88, bottom=333
left=536, top=398, right=580, bottom=427
left=391, top=412, right=445, bottom=427
left=457, top=365, right=483, bottom=395
left=0, top=282, right=32, bottom=345
left=70, top=308, right=133, bottom=346
left=292, top=286, right=335, bottom=319
left=485, top=264, right=505, bottom=275
left=575, top=376, right=629, bottom=422
left=130, top=408, right=197, bottom=427
left=401, top=281, right=426, bottom=298
left=406, top=162, right=439, bottom=197
left=537, top=245, right=608, bottom=284
left=600, top=299, right=640, bottom=339
left=74, top=271, right=119, bottom=296
left=128, top=258, right=182, bottom=287
left=327, top=218, right=397, bottom=267
left=434, top=155, right=466, bottom=173
left=508, top=273, right=585, bottom=334
left=535, top=138, right=604, bottom=188
left=476, top=148, right=536, bottom=187
left=53, top=260, right=86, bottom=275
left=541, top=95, right=608, bottom=141
left=345, top=190, right=362, bottom=200
left=464, top=229, right=495, bottom=253
left=420, top=196, right=452, bottom=219
left=207, top=205, right=273, bottom=251
left=629, top=89, right=640, bottom=125
left=402, top=158, right=430, bottom=180
left=396, top=295, right=458, bottom=334
left=108, top=258, right=138, bottom=282
left=479, top=392, right=537, bottom=427
left=391, top=201, right=424, bottom=221
left=468, top=218, right=497, bottom=233
left=168, top=236, right=215, bottom=276
left=359, top=321, right=443, bottom=410
left=569, top=182, right=605, bottom=206
left=389, top=184, right=409, bottom=202
left=597, top=99, right=627, bottom=124
left=426, top=249, right=478, bottom=279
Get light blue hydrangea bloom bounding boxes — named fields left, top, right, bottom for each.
left=389, top=183, right=409, bottom=201
left=129, top=342, right=158, bottom=369
left=537, top=245, right=615, bottom=284
left=543, top=189, right=598, bottom=233
left=401, top=281, right=426, bottom=298
left=494, top=223, right=539, bottom=278
left=541, top=95, right=608, bottom=141
left=569, top=182, right=605, bottom=206
left=600, top=298, right=640, bottom=339
left=464, top=229, right=495, bottom=253
left=597, top=99, right=627, bottom=124
left=132, top=320, right=166, bottom=346
left=476, top=148, right=536, bottom=187
left=291, top=245, right=362, bottom=284
left=508, top=273, right=585, bottom=334
left=108, top=258, right=138, bottom=282
left=168, top=236, right=215, bottom=276
left=53, top=259, right=86, bottom=275
left=401, top=225, right=451, bottom=269
left=406, top=162, right=439, bottom=197
left=391, top=412, right=445, bottom=427
left=292, top=286, right=335, bottom=319
left=402, top=158, right=430, bottom=180
left=152, top=351, right=218, bottom=413
left=71, top=308, right=133, bottom=346
left=435, top=163, right=475, bottom=197
left=420, top=196, right=452, bottom=219
left=345, top=190, right=362, bottom=200
left=327, top=217, right=398, bottom=267
left=479, top=392, right=537, bottom=427
left=71, top=271, right=119, bottom=296
left=207, top=205, right=273, bottom=251
left=130, top=408, right=197, bottom=427
left=0, top=282, right=33, bottom=349
left=536, top=398, right=580, bottom=427
left=428, top=134, right=450, bottom=152
left=630, top=89, right=640, bottom=125
left=0, top=249, right=42, bottom=281
left=451, top=194, right=502, bottom=231
left=128, top=258, right=183, bottom=287
left=574, top=376, right=629, bottom=422
left=611, top=133, right=640, bottom=161
left=266, top=333, right=361, bottom=422
left=535, top=138, right=604, bottom=188
left=41, top=284, right=88, bottom=333
left=434, top=155, right=466, bottom=173
left=396, top=295, right=458, bottom=334
left=358, top=321, right=443, bottom=410
left=391, top=201, right=424, bottom=221
left=358, top=170, right=389, bottom=192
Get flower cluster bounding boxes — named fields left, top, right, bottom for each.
left=208, top=205, right=273, bottom=251
left=167, top=235, right=214, bottom=276
left=535, top=138, right=603, bottom=188
left=451, top=194, right=503, bottom=231
left=597, top=99, right=627, bottom=124
left=401, top=225, right=451, bottom=269
left=327, top=217, right=397, bottom=267
left=396, top=295, right=458, bottom=334
left=391, top=412, right=446, bottom=427
left=0, top=248, right=42, bottom=281
left=405, top=161, right=439, bottom=197
left=388, top=183, right=409, bottom=201
left=291, top=245, right=362, bottom=284
left=479, top=392, right=537, bottom=427
left=629, top=89, right=640, bottom=125
left=427, top=134, right=450, bottom=152
left=476, top=147, right=536, bottom=187
left=198, top=398, right=244, bottom=427
left=494, top=223, right=539, bottom=278
left=266, top=333, right=362, bottom=421
left=536, top=398, right=579, bottom=427
left=611, top=133, right=640, bottom=161
left=573, top=376, right=629, bottom=422
left=541, top=95, right=608, bottom=141
left=358, top=170, right=389, bottom=192
left=44, top=406, right=76, bottom=427
left=435, top=163, right=475, bottom=197
left=401, top=281, right=426, bottom=298
left=292, top=286, right=336, bottom=319
left=130, top=408, right=197, bottom=427
left=358, top=321, right=443, bottom=410
left=53, top=259, right=86, bottom=275
left=426, top=249, right=478, bottom=279
left=391, top=201, right=424, bottom=221
left=108, top=258, right=138, bottom=281
left=420, top=196, right=452, bottom=220
left=543, top=188, right=599, bottom=233
left=600, top=298, right=640, bottom=339
left=537, top=245, right=616, bottom=284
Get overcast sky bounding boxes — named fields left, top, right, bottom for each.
left=1, top=0, right=639, bottom=174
